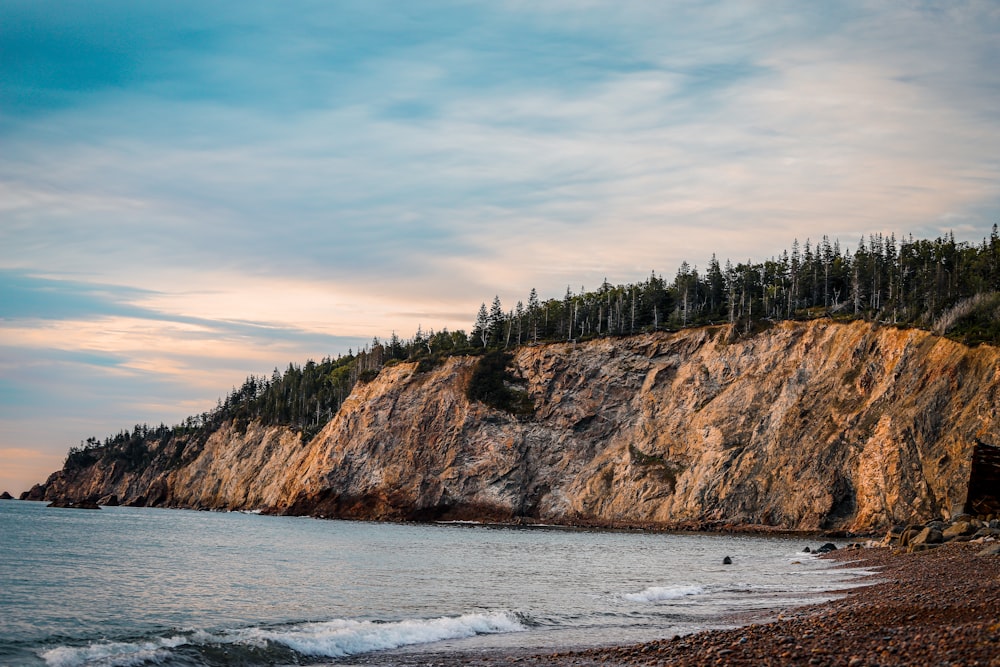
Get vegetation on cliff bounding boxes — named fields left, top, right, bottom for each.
left=465, top=351, right=534, bottom=416
left=474, top=229, right=1000, bottom=348
left=61, top=229, right=1000, bottom=477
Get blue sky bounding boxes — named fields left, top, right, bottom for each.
left=2, top=1, right=999, bottom=494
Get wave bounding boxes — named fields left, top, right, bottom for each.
left=40, top=612, right=527, bottom=667
left=624, top=585, right=705, bottom=603
left=233, top=612, right=526, bottom=657
left=41, top=635, right=189, bottom=667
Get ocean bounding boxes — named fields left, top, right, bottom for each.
left=0, top=500, right=870, bottom=666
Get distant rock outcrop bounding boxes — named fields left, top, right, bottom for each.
left=46, top=499, right=101, bottom=510
left=29, top=321, right=1000, bottom=532
left=0, top=491, right=13, bottom=500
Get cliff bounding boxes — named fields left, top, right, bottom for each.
left=31, top=320, right=1000, bottom=532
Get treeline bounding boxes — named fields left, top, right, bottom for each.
left=64, top=229, right=1000, bottom=469
left=472, top=230, right=1000, bottom=348
left=63, top=329, right=481, bottom=468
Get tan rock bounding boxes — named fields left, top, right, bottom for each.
left=911, top=527, right=944, bottom=546
left=942, top=521, right=975, bottom=540
left=32, top=321, right=1000, bottom=532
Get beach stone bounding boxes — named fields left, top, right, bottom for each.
left=815, top=543, right=838, bottom=553
left=908, top=542, right=941, bottom=553
left=972, top=528, right=1000, bottom=539
left=803, top=547, right=812, bottom=553
left=942, top=521, right=975, bottom=540
left=977, top=544, right=1000, bottom=556
left=911, top=527, right=943, bottom=546
left=723, top=556, right=733, bottom=564
left=899, top=525, right=923, bottom=547
left=885, top=525, right=905, bottom=542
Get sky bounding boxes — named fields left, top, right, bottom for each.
left=2, top=1, right=1000, bottom=494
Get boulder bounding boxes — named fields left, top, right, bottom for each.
left=911, top=527, right=944, bottom=546
left=908, top=542, right=941, bottom=553
left=21, top=484, right=46, bottom=501
left=977, top=544, right=1000, bottom=556
left=942, top=521, right=975, bottom=540
left=0, top=491, right=13, bottom=500
left=899, top=525, right=923, bottom=547
left=722, top=556, right=733, bottom=565
left=47, top=499, right=101, bottom=510
left=815, top=543, right=838, bottom=554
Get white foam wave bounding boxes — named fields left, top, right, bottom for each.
left=39, top=612, right=525, bottom=666
left=241, top=611, right=526, bottom=657
left=624, top=585, right=705, bottom=603
left=41, top=635, right=187, bottom=667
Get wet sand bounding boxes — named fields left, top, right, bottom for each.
left=361, top=542, right=999, bottom=666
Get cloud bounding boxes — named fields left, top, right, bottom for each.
left=1, top=1, right=999, bottom=493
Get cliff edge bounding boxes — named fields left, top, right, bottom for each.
left=31, top=320, right=1000, bottom=532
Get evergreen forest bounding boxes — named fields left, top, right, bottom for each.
left=64, top=230, right=1000, bottom=469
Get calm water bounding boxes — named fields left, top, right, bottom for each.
left=0, top=500, right=869, bottom=666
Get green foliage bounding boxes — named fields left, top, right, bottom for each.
left=628, top=444, right=680, bottom=487
left=474, top=228, right=1000, bottom=348
left=356, top=369, right=380, bottom=383
left=56, top=228, right=1000, bottom=478
left=415, top=354, right=444, bottom=373
left=938, top=292, right=1000, bottom=346
left=466, top=351, right=534, bottom=415
left=65, top=446, right=99, bottom=470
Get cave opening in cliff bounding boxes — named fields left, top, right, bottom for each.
left=964, top=440, right=1000, bottom=517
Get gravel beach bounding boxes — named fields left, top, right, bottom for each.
left=361, top=542, right=999, bottom=666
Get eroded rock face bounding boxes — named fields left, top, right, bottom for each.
left=33, top=321, right=1000, bottom=531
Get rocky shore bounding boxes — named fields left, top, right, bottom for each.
left=543, top=542, right=1000, bottom=666
left=366, top=539, right=999, bottom=667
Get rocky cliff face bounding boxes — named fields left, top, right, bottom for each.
left=32, top=321, right=1000, bottom=532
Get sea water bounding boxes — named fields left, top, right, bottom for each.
left=0, top=500, right=870, bottom=666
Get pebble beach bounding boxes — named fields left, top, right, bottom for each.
left=369, top=542, right=999, bottom=667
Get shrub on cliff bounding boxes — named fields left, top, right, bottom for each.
left=466, top=351, right=534, bottom=416
left=934, top=292, right=1000, bottom=346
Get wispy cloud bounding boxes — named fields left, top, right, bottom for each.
left=1, top=0, right=999, bottom=492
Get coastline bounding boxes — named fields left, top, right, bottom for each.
left=360, top=542, right=999, bottom=667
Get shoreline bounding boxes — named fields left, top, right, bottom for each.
left=357, top=542, right=999, bottom=666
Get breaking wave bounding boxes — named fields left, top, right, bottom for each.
left=40, top=611, right=527, bottom=667
left=623, top=585, right=705, bottom=603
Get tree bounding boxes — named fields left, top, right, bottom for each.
left=473, top=303, right=490, bottom=348
left=488, top=296, right=504, bottom=347
left=528, top=288, right=540, bottom=342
